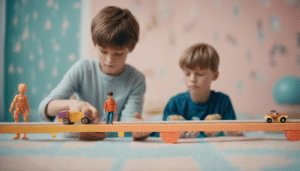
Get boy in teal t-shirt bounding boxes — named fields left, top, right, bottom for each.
left=151, top=43, right=243, bottom=138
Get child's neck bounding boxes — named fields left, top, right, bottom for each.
left=190, top=90, right=211, bottom=103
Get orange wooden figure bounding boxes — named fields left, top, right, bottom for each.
left=9, top=83, right=30, bottom=140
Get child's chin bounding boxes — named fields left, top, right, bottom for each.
left=189, top=90, right=203, bottom=95
left=188, top=88, right=199, bottom=93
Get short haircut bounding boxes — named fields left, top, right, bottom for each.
left=107, top=91, right=113, bottom=96
left=91, top=6, right=139, bottom=51
left=179, top=43, right=219, bottom=72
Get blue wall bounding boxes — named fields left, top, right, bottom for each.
left=0, top=0, right=6, bottom=121
left=4, top=0, right=82, bottom=122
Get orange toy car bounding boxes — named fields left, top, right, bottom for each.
left=265, top=110, right=288, bottom=123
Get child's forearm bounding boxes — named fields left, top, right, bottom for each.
left=45, top=99, right=74, bottom=117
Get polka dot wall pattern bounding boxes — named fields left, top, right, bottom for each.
left=5, top=0, right=81, bottom=122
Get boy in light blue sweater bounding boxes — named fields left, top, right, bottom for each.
left=38, top=6, right=149, bottom=141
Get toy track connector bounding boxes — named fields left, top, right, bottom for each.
left=285, top=130, right=300, bottom=141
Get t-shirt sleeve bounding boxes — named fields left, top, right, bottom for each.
left=222, top=95, right=236, bottom=120
left=119, top=72, right=146, bottom=121
left=38, top=59, right=83, bottom=122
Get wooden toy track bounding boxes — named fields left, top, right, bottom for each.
left=1, top=120, right=300, bottom=143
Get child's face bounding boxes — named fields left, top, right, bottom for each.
left=107, top=95, right=113, bottom=99
left=96, top=45, right=129, bottom=76
left=183, top=66, right=219, bottom=96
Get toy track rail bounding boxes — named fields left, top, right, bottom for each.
left=1, top=120, right=300, bottom=133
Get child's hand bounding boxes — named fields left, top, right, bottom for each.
left=68, top=100, right=99, bottom=122
left=180, top=131, right=200, bottom=138
left=168, top=115, right=199, bottom=138
left=68, top=100, right=105, bottom=141
left=131, top=113, right=151, bottom=141
left=225, top=131, right=244, bottom=137
left=79, top=132, right=107, bottom=141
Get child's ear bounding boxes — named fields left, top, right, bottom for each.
left=213, top=71, right=219, bottom=81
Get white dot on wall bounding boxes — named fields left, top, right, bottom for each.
left=43, top=92, right=48, bottom=99
left=47, top=83, right=52, bottom=90
left=52, top=67, right=58, bottom=78
left=47, top=0, right=53, bottom=7
left=39, top=59, right=45, bottom=71
left=29, top=52, right=35, bottom=61
left=62, top=18, right=69, bottom=30
left=69, top=54, right=76, bottom=61
left=31, top=69, right=36, bottom=81
left=44, top=19, right=52, bottom=30
left=17, top=67, right=23, bottom=74
left=32, top=86, right=37, bottom=94
left=25, top=15, right=29, bottom=23
left=22, top=26, right=29, bottom=40
left=62, top=16, right=69, bottom=37
left=14, top=41, right=21, bottom=53
left=37, top=39, right=43, bottom=55
left=14, top=3, right=19, bottom=11
left=13, top=16, right=18, bottom=27
left=33, top=11, right=38, bottom=21
left=55, top=56, right=60, bottom=64
left=73, top=2, right=81, bottom=9
left=52, top=38, right=60, bottom=52
left=9, top=64, right=15, bottom=74
left=32, top=31, right=36, bottom=41
left=54, top=2, right=59, bottom=11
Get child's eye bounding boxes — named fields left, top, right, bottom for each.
left=197, top=73, right=205, bottom=76
left=184, top=72, right=190, bottom=76
left=115, top=53, right=123, bottom=56
left=101, top=51, right=107, bottom=54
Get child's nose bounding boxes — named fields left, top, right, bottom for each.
left=106, top=55, right=113, bottom=63
left=190, top=74, right=196, bottom=82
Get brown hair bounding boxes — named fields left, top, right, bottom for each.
left=91, top=6, right=139, bottom=52
left=179, top=43, right=219, bottom=72
left=107, top=91, right=113, bottom=96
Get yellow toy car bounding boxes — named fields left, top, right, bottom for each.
left=57, top=110, right=93, bottom=125
left=265, top=110, right=288, bottom=123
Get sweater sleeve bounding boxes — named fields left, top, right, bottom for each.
left=119, top=72, right=146, bottom=121
left=38, top=59, right=83, bottom=122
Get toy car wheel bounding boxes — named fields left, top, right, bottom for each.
left=81, top=117, right=90, bottom=124
left=63, top=118, right=71, bottom=125
left=280, top=117, right=286, bottom=123
left=266, top=118, right=272, bottom=123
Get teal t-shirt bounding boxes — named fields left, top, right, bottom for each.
left=38, top=59, right=146, bottom=122
left=151, top=90, right=236, bottom=137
